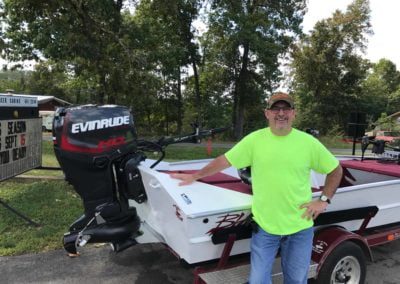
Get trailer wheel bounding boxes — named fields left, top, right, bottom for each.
left=314, top=241, right=366, bottom=284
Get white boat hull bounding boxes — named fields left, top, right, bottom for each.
left=131, top=158, right=400, bottom=264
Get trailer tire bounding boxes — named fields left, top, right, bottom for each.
left=314, top=241, right=366, bottom=284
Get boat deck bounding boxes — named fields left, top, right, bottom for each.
left=165, top=159, right=399, bottom=195
left=166, top=170, right=252, bottom=194
left=340, top=159, right=400, bottom=178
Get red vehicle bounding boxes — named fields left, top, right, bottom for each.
left=374, top=130, right=400, bottom=143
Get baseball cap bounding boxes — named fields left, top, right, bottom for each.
left=267, top=92, right=294, bottom=109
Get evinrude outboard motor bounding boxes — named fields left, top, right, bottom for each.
left=53, top=105, right=145, bottom=255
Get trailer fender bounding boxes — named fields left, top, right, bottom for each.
left=312, top=226, right=372, bottom=274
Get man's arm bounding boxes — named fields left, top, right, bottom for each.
left=170, top=155, right=232, bottom=186
left=321, top=164, right=343, bottom=199
left=301, top=165, right=343, bottom=220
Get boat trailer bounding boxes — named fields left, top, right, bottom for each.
left=51, top=104, right=400, bottom=283
left=194, top=206, right=400, bottom=283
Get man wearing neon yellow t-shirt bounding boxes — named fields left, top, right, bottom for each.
left=171, top=92, right=342, bottom=284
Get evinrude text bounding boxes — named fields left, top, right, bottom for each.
left=71, top=116, right=130, bottom=133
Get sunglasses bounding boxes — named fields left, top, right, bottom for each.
left=268, top=106, right=293, bottom=113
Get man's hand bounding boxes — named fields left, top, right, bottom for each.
left=170, top=173, right=197, bottom=186
left=300, top=200, right=328, bottom=220
left=300, top=165, right=341, bottom=220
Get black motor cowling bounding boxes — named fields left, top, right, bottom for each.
left=53, top=105, right=145, bottom=254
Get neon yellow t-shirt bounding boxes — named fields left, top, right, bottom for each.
left=225, top=127, right=339, bottom=235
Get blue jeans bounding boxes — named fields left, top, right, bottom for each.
left=249, top=226, right=314, bottom=284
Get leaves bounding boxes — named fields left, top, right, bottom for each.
left=9, top=1, right=389, bottom=138
left=205, top=0, right=306, bottom=137
left=291, top=0, right=372, bottom=134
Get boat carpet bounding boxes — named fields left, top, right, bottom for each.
left=164, top=170, right=252, bottom=194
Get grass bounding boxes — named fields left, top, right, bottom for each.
left=23, top=141, right=63, bottom=177
left=0, top=139, right=80, bottom=256
left=0, top=180, right=82, bottom=256
left=319, top=136, right=356, bottom=149
left=0, top=137, right=361, bottom=256
left=165, top=145, right=226, bottom=160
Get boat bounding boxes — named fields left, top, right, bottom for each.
left=53, top=104, right=400, bottom=266
left=130, top=153, right=400, bottom=264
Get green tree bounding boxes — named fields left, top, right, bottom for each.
left=389, top=88, right=400, bottom=114
left=134, top=0, right=199, bottom=134
left=206, top=0, right=306, bottom=138
left=25, top=62, right=67, bottom=97
left=291, top=0, right=372, bottom=134
left=2, top=0, right=140, bottom=104
left=0, top=70, right=31, bottom=93
left=376, top=112, right=398, bottom=131
left=361, top=59, right=400, bottom=119
left=1, top=0, right=175, bottom=133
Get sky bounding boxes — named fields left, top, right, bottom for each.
left=303, top=0, right=400, bottom=68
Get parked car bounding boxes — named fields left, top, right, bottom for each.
left=373, top=130, right=400, bottom=143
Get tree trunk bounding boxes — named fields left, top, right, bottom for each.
left=175, top=3, right=202, bottom=128
left=98, top=74, right=106, bottom=104
left=176, top=69, right=183, bottom=134
left=147, top=109, right=152, bottom=132
left=232, top=42, right=250, bottom=140
left=165, top=99, right=169, bottom=135
left=190, top=45, right=202, bottom=128
left=75, top=89, right=81, bottom=104
left=233, top=91, right=245, bottom=139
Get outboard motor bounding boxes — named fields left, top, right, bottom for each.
left=53, top=105, right=145, bottom=255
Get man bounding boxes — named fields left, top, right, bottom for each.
left=171, top=92, right=342, bottom=284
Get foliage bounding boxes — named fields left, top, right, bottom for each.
left=1, top=0, right=399, bottom=139
left=134, top=0, right=201, bottom=134
left=0, top=0, right=308, bottom=139
left=0, top=70, right=31, bottom=93
left=376, top=112, right=397, bottom=131
left=2, top=0, right=143, bottom=105
left=25, top=62, right=68, bottom=97
left=360, top=59, right=400, bottom=123
left=291, top=0, right=372, bottom=134
left=205, top=0, right=306, bottom=138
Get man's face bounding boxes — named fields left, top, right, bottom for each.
left=264, top=101, right=296, bottom=135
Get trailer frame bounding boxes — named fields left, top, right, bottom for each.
left=194, top=206, right=400, bottom=283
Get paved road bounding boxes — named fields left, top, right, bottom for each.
left=1, top=243, right=193, bottom=284
left=1, top=239, right=400, bottom=284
